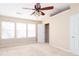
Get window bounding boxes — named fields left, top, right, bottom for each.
left=1, top=21, right=36, bottom=39
left=16, top=23, right=27, bottom=38
left=1, top=21, right=15, bottom=39
left=28, top=24, right=36, bottom=37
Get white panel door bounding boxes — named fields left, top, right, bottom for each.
left=37, top=24, right=45, bottom=43
left=70, top=14, right=79, bottom=55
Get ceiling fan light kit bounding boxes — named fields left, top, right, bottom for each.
left=34, top=11, right=41, bottom=16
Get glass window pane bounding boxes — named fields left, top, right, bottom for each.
left=1, top=21, right=15, bottom=39
left=28, top=24, right=36, bottom=37
left=16, top=23, right=26, bottom=38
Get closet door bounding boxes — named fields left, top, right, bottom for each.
left=37, top=24, right=45, bottom=43
left=70, top=14, right=79, bottom=55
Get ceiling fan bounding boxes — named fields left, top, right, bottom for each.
left=23, top=3, right=54, bottom=16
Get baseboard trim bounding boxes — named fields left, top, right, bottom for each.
left=50, top=44, right=78, bottom=55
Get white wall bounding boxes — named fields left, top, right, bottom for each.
left=49, top=4, right=79, bottom=52
left=49, top=10, right=71, bottom=50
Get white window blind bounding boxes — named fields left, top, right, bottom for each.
left=16, top=23, right=27, bottom=38
left=1, top=21, right=15, bottom=39
left=28, top=24, right=36, bottom=37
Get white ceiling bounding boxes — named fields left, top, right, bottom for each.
left=0, top=3, right=70, bottom=21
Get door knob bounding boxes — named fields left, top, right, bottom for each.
left=72, top=36, right=75, bottom=38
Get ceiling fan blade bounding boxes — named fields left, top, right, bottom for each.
left=23, top=8, right=35, bottom=10
left=31, top=11, right=35, bottom=15
left=40, top=11, right=45, bottom=15
left=40, top=6, right=54, bottom=10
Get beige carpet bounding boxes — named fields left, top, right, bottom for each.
left=0, top=43, right=77, bottom=56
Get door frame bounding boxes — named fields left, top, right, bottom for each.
left=45, top=23, right=49, bottom=43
